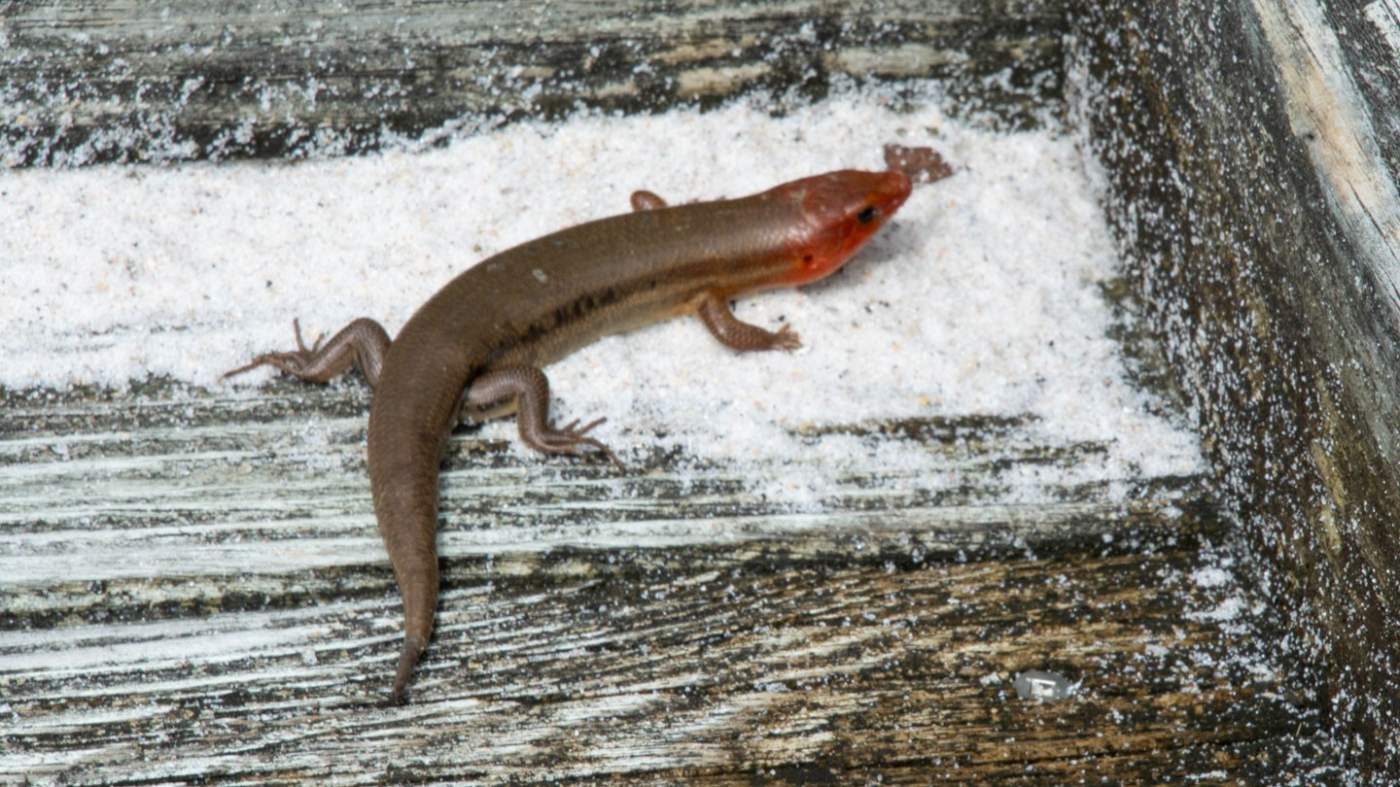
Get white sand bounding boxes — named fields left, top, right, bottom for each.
left=0, top=87, right=1204, bottom=496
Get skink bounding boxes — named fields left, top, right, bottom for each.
left=228, top=166, right=914, bottom=702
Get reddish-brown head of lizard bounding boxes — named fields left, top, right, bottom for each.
left=765, top=169, right=912, bottom=287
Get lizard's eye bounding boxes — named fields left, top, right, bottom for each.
left=856, top=205, right=879, bottom=224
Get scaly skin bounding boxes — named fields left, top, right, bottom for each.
left=227, top=167, right=914, bottom=703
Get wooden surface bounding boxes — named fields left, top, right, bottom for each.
left=1071, top=0, right=1400, bottom=776
left=0, top=378, right=1338, bottom=784
left=3, top=0, right=1387, bottom=780
left=0, top=0, right=1068, bottom=167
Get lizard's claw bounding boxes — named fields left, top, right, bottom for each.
left=530, top=417, right=624, bottom=470
left=222, top=319, right=317, bottom=380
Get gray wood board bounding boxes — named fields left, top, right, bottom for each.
left=0, top=380, right=1337, bottom=784
left=1070, top=0, right=1400, bottom=776
left=0, top=0, right=1068, bottom=167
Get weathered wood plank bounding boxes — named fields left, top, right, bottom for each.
left=0, top=379, right=1208, bottom=591
left=0, top=0, right=1069, bottom=167
left=2, top=537, right=1334, bottom=784
left=0, top=0, right=1374, bottom=777
left=1071, top=0, right=1400, bottom=775
left=0, top=378, right=1341, bottom=783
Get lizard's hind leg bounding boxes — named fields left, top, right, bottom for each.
left=224, top=317, right=390, bottom=390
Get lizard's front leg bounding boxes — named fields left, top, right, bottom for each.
left=695, top=292, right=801, bottom=352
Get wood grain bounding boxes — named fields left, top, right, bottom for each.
left=0, top=381, right=1337, bottom=784
left=0, top=0, right=1069, bottom=167
left=1071, top=0, right=1400, bottom=775
left=4, top=0, right=1386, bottom=778
left=2, top=544, right=1328, bottom=784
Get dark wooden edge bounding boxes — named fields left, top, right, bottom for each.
left=0, top=0, right=1069, bottom=168
left=1070, top=0, right=1400, bottom=777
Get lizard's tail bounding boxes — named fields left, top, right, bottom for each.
left=391, top=632, right=429, bottom=704
left=382, top=534, right=439, bottom=704
left=366, top=354, right=461, bottom=705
